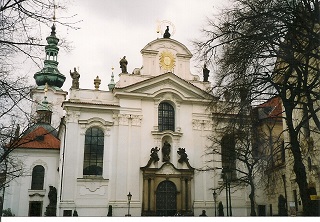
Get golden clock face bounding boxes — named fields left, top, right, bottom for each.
left=159, top=51, right=175, bottom=71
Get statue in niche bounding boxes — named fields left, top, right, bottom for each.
left=163, top=26, right=171, bottom=38
left=70, top=67, right=80, bottom=89
left=203, top=64, right=210, bottom=82
left=119, top=56, right=128, bottom=73
left=150, top=147, right=160, bottom=163
left=177, top=148, right=188, bottom=163
left=162, top=141, right=171, bottom=162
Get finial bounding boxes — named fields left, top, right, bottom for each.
left=108, top=67, right=116, bottom=91
left=156, top=21, right=161, bottom=34
left=44, top=82, right=48, bottom=96
left=53, top=0, right=56, bottom=22
left=156, top=20, right=161, bottom=38
left=94, top=76, right=101, bottom=90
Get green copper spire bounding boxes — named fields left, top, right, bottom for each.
left=108, top=67, right=116, bottom=91
left=37, top=96, right=51, bottom=112
left=34, top=24, right=66, bottom=88
left=36, top=94, right=52, bottom=124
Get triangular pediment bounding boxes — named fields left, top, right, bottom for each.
left=114, top=73, right=212, bottom=102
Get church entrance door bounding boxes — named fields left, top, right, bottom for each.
left=156, top=180, right=177, bottom=216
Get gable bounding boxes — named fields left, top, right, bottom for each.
left=141, top=38, right=192, bottom=58
left=114, top=72, right=212, bottom=102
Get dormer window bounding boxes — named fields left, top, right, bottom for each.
left=35, top=135, right=44, bottom=141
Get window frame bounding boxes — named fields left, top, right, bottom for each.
left=158, top=102, right=175, bottom=132
left=83, top=126, right=104, bottom=176
left=31, top=165, right=45, bottom=190
left=221, top=134, right=237, bottom=179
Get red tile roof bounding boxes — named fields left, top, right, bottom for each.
left=257, top=96, right=283, bottom=118
left=14, top=126, right=60, bottom=149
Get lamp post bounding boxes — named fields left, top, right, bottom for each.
left=222, top=169, right=229, bottom=216
left=213, top=190, right=217, bottom=216
left=222, top=168, right=233, bottom=216
left=126, top=192, right=132, bottom=216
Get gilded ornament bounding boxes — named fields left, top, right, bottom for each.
left=159, top=51, right=175, bottom=71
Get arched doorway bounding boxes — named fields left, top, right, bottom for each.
left=156, top=180, right=177, bottom=216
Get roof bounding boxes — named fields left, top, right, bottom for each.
left=114, top=72, right=215, bottom=100
left=63, top=101, right=120, bottom=107
left=13, top=124, right=60, bottom=150
left=141, top=38, right=192, bottom=57
left=256, top=96, right=283, bottom=119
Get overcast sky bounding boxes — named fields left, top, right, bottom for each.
left=31, top=0, right=231, bottom=92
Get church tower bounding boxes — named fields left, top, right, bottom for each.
left=31, top=24, right=67, bottom=129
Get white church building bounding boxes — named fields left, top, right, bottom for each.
left=3, top=24, right=256, bottom=216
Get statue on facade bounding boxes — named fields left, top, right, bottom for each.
left=218, top=202, right=224, bottom=216
left=70, top=67, right=80, bottom=89
left=199, top=210, right=207, bottom=216
left=45, top=186, right=57, bottom=216
left=150, top=147, right=160, bottom=163
left=203, top=64, right=210, bottom=82
left=48, top=186, right=57, bottom=206
left=177, top=148, right=188, bottom=163
left=163, top=26, right=171, bottom=38
left=107, top=205, right=113, bottom=216
left=120, top=56, right=128, bottom=73
left=162, top=141, right=171, bottom=162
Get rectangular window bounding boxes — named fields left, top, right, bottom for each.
left=29, top=201, right=42, bottom=216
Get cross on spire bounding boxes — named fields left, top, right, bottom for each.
left=53, top=0, right=56, bottom=22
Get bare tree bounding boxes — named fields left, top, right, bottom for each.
left=0, top=0, right=78, bottom=214
left=194, top=0, right=319, bottom=215
left=204, top=98, right=278, bottom=216
left=0, top=0, right=77, bottom=61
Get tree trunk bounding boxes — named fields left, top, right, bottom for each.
left=248, top=172, right=257, bottom=216
left=249, top=186, right=257, bottom=216
left=285, top=108, right=313, bottom=216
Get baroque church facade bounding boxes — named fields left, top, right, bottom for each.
left=3, top=25, right=256, bottom=216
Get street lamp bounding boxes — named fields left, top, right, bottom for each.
left=222, top=168, right=233, bottom=216
left=126, top=192, right=132, bottom=216
left=213, top=190, right=217, bottom=216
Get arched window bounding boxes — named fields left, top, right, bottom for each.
left=31, top=165, right=45, bottom=190
left=83, top=127, right=104, bottom=176
left=158, top=102, right=175, bottom=132
left=221, top=134, right=236, bottom=174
